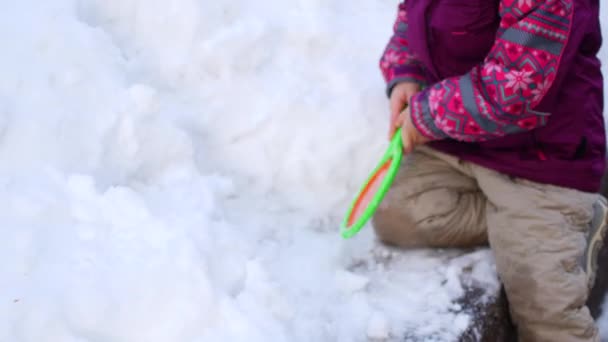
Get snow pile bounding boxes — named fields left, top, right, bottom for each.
left=0, top=1, right=500, bottom=341
left=0, top=0, right=605, bottom=341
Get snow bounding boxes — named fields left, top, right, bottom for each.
left=0, top=0, right=606, bottom=341
left=367, top=311, right=390, bottom=341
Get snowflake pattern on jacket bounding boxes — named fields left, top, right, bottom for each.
left=379, top=2, right=429, bottom=92
left=379, top=0, right=573, bottom=142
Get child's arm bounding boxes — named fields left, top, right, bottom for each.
left=379, top=1, right=428, bottom=96
left=409, top=0, right=576, bottom=142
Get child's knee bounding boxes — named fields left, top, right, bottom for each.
left=371, top=203, right=421, bottom=247
left=372, top=188, right=487, bottom=248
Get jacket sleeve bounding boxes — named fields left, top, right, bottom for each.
left=409, top=0, right=574, bottom=142
left=379, top=1, right=429, bottom=95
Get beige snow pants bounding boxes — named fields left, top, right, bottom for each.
left=372, top=145, right=600, bottom=342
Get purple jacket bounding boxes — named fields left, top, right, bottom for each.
left=380, top=0, right=605, bottom=192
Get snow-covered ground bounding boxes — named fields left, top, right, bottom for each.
left=0, top=1, right=605, bottom=341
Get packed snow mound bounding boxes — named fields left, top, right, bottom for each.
left=0, top=0, right=606, bottom=341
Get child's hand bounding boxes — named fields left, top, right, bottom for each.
left=389, top=82, right=420, bottom=140
left=399, top=106, right=430, bottom=154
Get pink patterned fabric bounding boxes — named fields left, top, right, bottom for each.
left=379, top=2, right=428, bottom=91
left=381, top=0, right=574, bottom=142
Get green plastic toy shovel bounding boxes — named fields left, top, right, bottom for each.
left=340, top=127, right=404, bottom=239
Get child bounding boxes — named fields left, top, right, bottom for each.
left=374, top=0, right=606, bottom=341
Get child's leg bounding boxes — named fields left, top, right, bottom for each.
left=372, top=146, right=488, bottom=248
left=473, top=165, right=600, bottom=342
